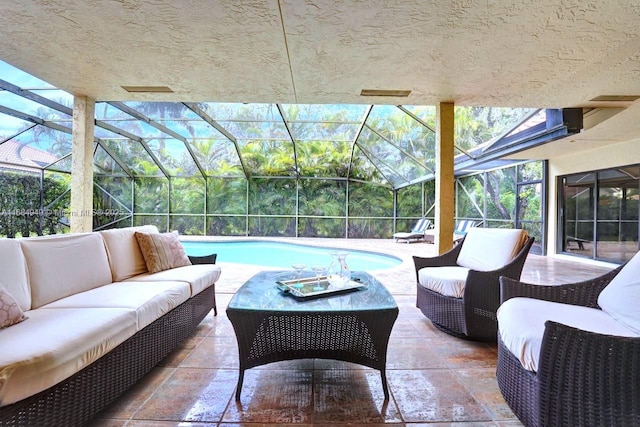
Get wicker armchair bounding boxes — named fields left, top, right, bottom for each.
left=413, top=228, right=534, bottom=341
left=497, top=265, right=640, bottom=427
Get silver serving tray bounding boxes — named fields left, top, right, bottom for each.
left=276, top=275, right=365, bottom=299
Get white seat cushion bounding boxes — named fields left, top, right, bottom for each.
left=497, top=297, right=640, bottom=372
left=457, top=228, right=526, bottom=271
left=597, top=250, right=640, bottom=334
left=0, top=307, right=137, bottom=406
left=126, top=264, right=221, bottom=296
left=418, top=266, right=470, bottom=298
left=41, top=281, right=191, bottom=329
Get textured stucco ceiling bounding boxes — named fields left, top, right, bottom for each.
left=0, top=0, right=639, bottom=153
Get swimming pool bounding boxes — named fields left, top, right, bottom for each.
left=180, top=240, right=402, bottom=271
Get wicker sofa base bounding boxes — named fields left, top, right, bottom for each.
left=0, top=285, right=215, bottom=427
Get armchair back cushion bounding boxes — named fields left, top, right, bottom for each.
left=457, top=228, right=527, bottom=271
left=20, top=233, right=113, bottom=309
left=597, top=250, right=640, bottom=334
left=0, top=239, right=30, bottom=311
left=100, top=225, right=159, bottom=281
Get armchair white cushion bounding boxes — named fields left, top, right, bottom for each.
left=497, top=297, right=639, bottom=372
left=418, top=266, right=470, bottom=298
left=457, top=228, right=527, bottom=271
left=597, top=250, right=640, bottom=334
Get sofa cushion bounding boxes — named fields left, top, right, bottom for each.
left=100, top=225, right=159, bottom=281
left=0, top=307, right=137, bottom=406
left=126, top=264, right=221, bottom=296
left=418, top=266, right=470, bottom=298
left=0, top=283, right=26, bottom=329
left=457, top=228, right=526, bottom=271
left=135, top=231, right=191, bottom=273
left=41, top=281, right=191, bottom=329
left=20, top=233, right=113, bottom=309
left=497, top=297, right=640, bottom=372
left=0, top=239, right=30, bottom=311
left=597, top=251, right=640, bottom=334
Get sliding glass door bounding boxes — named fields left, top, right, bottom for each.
left=560, top=165, right=639, bottom=263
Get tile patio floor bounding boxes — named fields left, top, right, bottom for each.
left=92, top=237, right=614, bottom=427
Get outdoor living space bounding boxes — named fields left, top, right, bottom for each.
left=90, top=237, right=613, bottom=426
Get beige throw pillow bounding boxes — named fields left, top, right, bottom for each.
left=0, top=282, right=26, bottom=329
left=135, top=231, right=192, bottom=273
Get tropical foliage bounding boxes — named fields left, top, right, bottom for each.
left=0, top=170, right=69, bottom=237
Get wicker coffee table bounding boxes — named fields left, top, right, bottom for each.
left=226, top=270, right=398, bottom=400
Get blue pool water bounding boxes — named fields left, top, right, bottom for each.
left=181, top=240, right=402, bottom=271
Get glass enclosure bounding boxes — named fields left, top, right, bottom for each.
left=1, top=59, right=553, bottom=247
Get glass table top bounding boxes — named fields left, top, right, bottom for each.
left=227, top=270, right=398, bottom=312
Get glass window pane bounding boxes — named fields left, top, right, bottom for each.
left=100, top=139, right=164, bottom=176
left=0, top=91, right=71, bottom=121
left=396, top=185, right=423, bottom=218
left=134, top=177, right=168, bottom=213
left=0, top=112, right=33, bottom=140
left=123, top=102, right=197, bottom=121
left=298, top=217, right=345, bottom=238
left=299, top=179, right=346, bottom=217
left=348, top=218, right=393, bottom=239
left=146, top=138, right=200, bottom=176
left=596, top=166, right=640, bottom=262
left=249, top=216, right=296, bottom=237
left=171, top=177, right=205, bottom=214
left=94, top=175, right=132, bottom=213
left=485, top=168, right=516, bottom=228
left=249, top=178, right=296, bottom=215
left=518, top=161, right=543, bottom=182
left=206, top=215, right=246, bottom=236
left=350, top=145, right=390, bottom=185
left=563, top=172, right=595, bottom=254
left=93, top=176, right=132, bottom=230
left=456, top=175, right=484, bottom=220
left=30, top=89, right=74, bottom=107
left=280, top=104, right=368, bottom=122
left=170, top=215, right=205, bottom=235
left=348, top=181, right=392, bottom=218
left=207, top=178, right=247, bottom=215
left=297, top=140, right=351, bottom=177
left=43, top=170, right=71, bottom=235
left=356, top=126, right=428, bottom=187
left=190, top=139, right=245, bottom=177
left=3, top=125, right=72, bottom=164
left=133, top=214, right=167, bottom=231
left=237, top=139, right=295, bottom=176
left=94, top=144, right=128, bottom=176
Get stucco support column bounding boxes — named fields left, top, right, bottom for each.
left=434, top=102, right=455, bottom=253
left=70, top=96, right=95, bottom=233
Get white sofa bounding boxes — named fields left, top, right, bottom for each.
left=496, top=251, right=640, bottom=426
left=0, top=225, right=221, bottom=426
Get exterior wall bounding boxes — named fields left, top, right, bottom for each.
left=547, top=138, right=640, bottom=255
